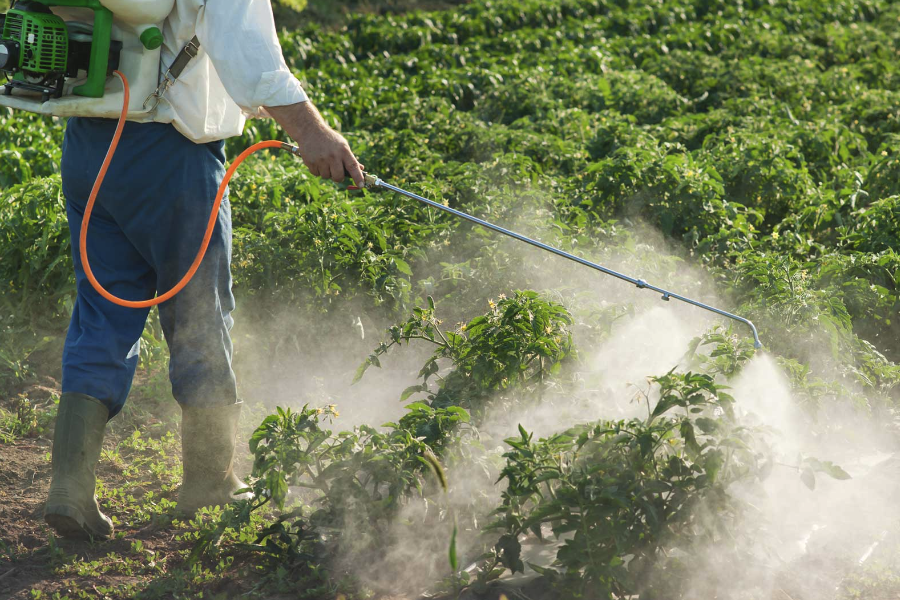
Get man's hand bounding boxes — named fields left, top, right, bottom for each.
left=265, top=101, right=365, bottom=187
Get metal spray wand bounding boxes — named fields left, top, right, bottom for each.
left=353, top=173, right=763, bottom=349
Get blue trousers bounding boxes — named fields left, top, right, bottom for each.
left=61, top=117, right=237, bottom=418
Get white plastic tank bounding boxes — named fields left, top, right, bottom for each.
left=100, top=0, right=175, bottom=44
left=100, top=0, right=174, bottom=26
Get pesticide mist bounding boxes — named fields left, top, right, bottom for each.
left=226, top=216, right=900, bottom=600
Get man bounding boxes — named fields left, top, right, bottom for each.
left=43, top=0, right=363, bottom=540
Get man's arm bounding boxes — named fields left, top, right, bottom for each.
left=265, top=102, right=365, bottom=186
left=197, top=0, right=364, bottom=186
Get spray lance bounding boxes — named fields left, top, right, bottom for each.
left=350, top=174, right=763, bottom=349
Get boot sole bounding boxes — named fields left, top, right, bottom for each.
left=44, top=504, right=111, bottom=540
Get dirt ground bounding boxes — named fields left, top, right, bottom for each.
left=0, top=441, right=190, bottom=600
left=0, top=374, right=212, bottom=600
left=0, top=441, right=196, bottom=600
left=0, top=438, right=54, bottom=598
left=0, top=383, right=193, bottom=600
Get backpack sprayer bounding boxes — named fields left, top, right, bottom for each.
left=0, top=1, right=762, bottom=349
left=0, top=0, right=172, bottom=116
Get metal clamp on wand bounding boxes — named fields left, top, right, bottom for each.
left=354, top=172, right=763, bottom=349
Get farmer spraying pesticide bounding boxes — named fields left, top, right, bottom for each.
left=0, top=0, right=363, bottom=539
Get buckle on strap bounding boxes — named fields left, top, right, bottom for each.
left=143, top=35, right=201, bottom=111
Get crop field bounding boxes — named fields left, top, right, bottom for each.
left=2, top=0, right=900, bottom=598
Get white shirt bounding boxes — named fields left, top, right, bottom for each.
left=157, top=0, right=308, bottom=143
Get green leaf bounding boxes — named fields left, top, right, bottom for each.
left=518, top=424, right=532, bottom=443
left=638, top=432, right=654, bottom=457
left=695, top=417, right=720, bottom=434
left=810, top=459, right=852, bottom=481
left=445, top=406, right=471, bottom=423
left=393, top=258, right=413, bottom=276
left=652, top=396, right=679, bottom=419
left=449, top=524, right=458, bottom=571
left=527, top=562, right=560, bottom=578
left=704, top=449, right=724, bottom=483
left=681, top=420, right=701, bottom=456
left=400, top=385, right=426, bottom=402
left=496, top=533, right=524, bottom=574
left=800, top=467, right=816, bottom=491
left=352, top=359, right=371, bottom=385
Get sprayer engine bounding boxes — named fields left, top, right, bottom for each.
left=0, top=1, right=122, bottom=101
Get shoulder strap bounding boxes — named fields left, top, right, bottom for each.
left=143, top=36, right=201, bottom=111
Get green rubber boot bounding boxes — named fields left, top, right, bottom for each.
left=43, top=393, right=114, bottom=540
left=176, top=402, right=251, bottom=516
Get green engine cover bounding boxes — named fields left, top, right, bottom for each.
left=0, top=0, right=114, bottom=98
left=2, top=7, right=68, bottom=75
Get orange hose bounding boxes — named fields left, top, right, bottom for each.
left=79, top=71, right=285, bottom=308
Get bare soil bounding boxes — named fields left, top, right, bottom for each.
left=0, top=378, right=211, bottom=600
left=0, top=440, right=192, bottom=600
left=0, top=404, right=198, bottom=600
left=0, top=439, right=53, bottom=599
